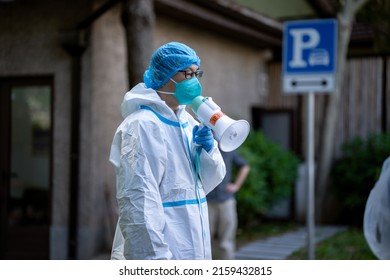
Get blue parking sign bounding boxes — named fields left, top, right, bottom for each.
left=283, top=19, right=337, bottom=93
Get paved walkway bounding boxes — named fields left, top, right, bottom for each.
left=234, top=225, right=346, bottom=260
left=93, top=225, right=346, bottom=260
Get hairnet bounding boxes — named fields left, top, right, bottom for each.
left=143, top=42, right=200, bottom=90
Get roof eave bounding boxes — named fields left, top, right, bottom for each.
left=155, top=0, right=283, bottom=48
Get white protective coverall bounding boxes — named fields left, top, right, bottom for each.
left=109, top=83, right=226, bottom=260
left=363, top=156, right=390, bottom=260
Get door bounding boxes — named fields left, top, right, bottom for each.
left=0, top=77, right=53, bottom=259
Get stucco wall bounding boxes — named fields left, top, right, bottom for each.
left=0, top=0, right=92, bottom=259
left=154, top=15, right=269, bottom=122
left=80, top=0, right=127, bottom=259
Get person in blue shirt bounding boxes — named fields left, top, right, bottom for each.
left=207, top=149, right=250, bottom=259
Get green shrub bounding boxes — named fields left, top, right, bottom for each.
left=236, top=129, right=300, bottom=228
left=331, top=133, right=390, bottom=226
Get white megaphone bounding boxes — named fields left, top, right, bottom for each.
left=191, top=96, right=250, bottom=152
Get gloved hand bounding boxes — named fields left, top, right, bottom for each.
left=192, top=125, right=214, bottom=152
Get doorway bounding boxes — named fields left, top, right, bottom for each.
left=251, top=107, right=300, bottom=155
left=251, top=107, right=301, bottom=219
left=0, top=76, right=53, bottom=259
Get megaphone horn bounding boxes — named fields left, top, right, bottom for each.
left=191, top=96, right=250, bottom=152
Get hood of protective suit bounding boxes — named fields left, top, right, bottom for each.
left=120, top=83, right=181, bottom=120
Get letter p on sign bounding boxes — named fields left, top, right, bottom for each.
left=289, top=28, right=320, bottom=68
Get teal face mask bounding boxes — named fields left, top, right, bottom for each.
left=158, top=77, right=202, bottom=105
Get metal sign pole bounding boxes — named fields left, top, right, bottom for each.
left=282, top=19, right=337, bottom=260
left=306, top=92, right=315, bottom=260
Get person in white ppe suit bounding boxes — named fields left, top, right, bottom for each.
left=363, top=156, right=390, bottom=259
left=109, top=42, right=226, bottom=260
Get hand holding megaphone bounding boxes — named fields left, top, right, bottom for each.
left=191, top=96, right=250, bottom=152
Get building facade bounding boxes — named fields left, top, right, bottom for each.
left=0, top=0, right=282, bottom=259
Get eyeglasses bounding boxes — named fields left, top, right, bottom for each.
left=178, top=70, right=204, bottom=80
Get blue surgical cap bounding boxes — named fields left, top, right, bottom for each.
left=143, top=42, right=200, bottom=89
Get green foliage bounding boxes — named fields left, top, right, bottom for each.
left=236, top=129, right=300, bottom=228
left=331, top=133, right=390, bottom=226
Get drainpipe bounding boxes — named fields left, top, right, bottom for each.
left=61, top=30, right=87, bottom=259
left=61, top=0, right=122, bottom=260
